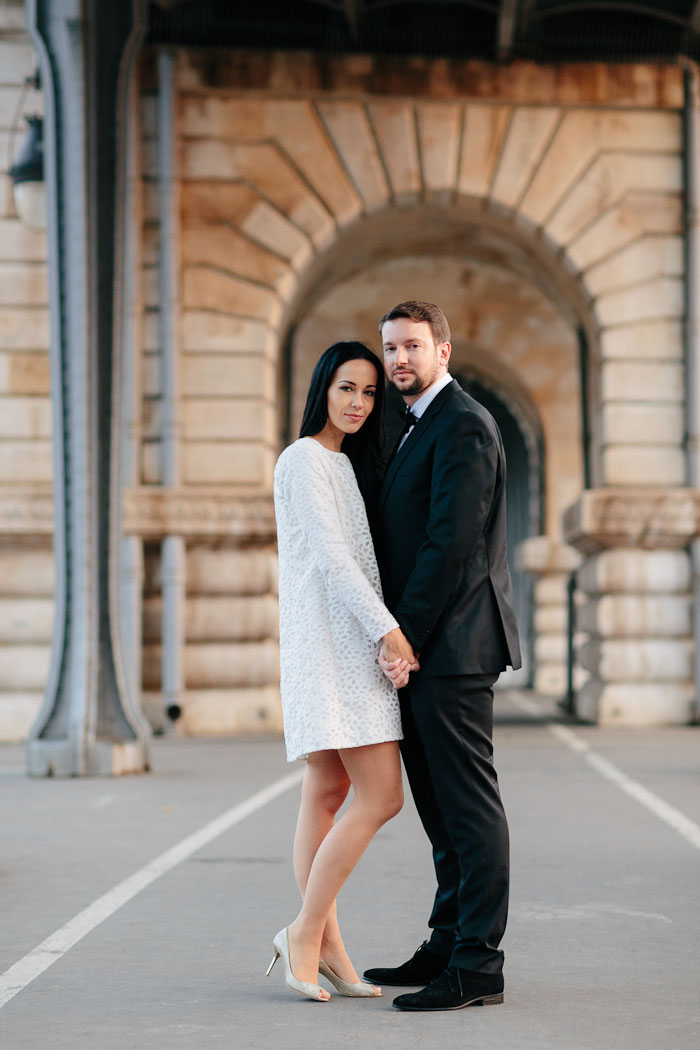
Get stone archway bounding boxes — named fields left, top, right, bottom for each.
left=141, top=54, right=690, bottom=726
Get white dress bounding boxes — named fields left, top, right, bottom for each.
left=273, top=437, right=403, bottom=762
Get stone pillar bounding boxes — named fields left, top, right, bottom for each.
left=564, top=489, right=697, bottom=725
left=517, top=536, right=582, bottom=698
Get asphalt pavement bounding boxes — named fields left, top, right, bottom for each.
left=1, top=691, right=699, bottom=1050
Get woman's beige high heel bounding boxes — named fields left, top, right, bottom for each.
left=319, top=959, right=382, bottom=997
left=266, top=928, right=330, bottom=1002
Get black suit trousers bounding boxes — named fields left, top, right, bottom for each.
left=398, top=674, right=509, bottom=975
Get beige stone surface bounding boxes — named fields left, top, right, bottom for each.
left=534, top=605, right=569, bottom=634
left=0, top=41, right=36, bottom=83
left=0, top=693, right=42, bottom=743
left=490, top=106, right=560, bottom=209
left=182, top=354, right=275, bottom=400
left=140, top=442, right=161, bottom=485
left=0, top=307, right=49, bottom=349
left=0, top=546, right=54, bottom=594
left=182, top=441, right=273, bottom=486
left=183, top=398, right=275, bottom=442
left=0, top=3, right=27, bottom=32
left=534, top=576, right=570, bottom=606
left=598, top=110, right=680, bottom=152
left=601, top=403, right=683, bottom=445
left=183, top=640, right=279, bottom=689
left=186, top=548, right=277, bottom=596
left=181, top=224, right=292, bottom=293
left=518, top=111, right=599, bottom=226
left=367, top=102, right=421, bottom=201
left=534, top=634, right=568, bottom=664
left=0, top=397, right=51, bottom=438
left=458, top=104, right=510, bottom=199
left=577, top=548, right=691, bottom=594
left=601, top=360, right=683, bottom=402
left=599, top=318, right=683, bottom=359
left=517, top=536, right=580, bottom=574
left=0, top=262, right=48, bottom=305
left=416, top=103, right=462, bottom=194
left=578, top=637, right=693, bottom=681
left=0, top=440, right=52, bottom=482
left=183, top=141, right=334, bottom=247
left=584, top=236, right=683, bottom=295
left=182, top=311, right=274, bottom=355
left=0, top=173, right=14, bottom=220
left=0, top=597, right=53, bottom=642
left=602, top=445, right=685, bottom=486
left=272, top=101, right=361, bottom=226
left=575, top=679, right=694, bottom=725
left=0, top=354, right=49, bottom=398
left=579, top=593, right=691, bottom=637
left=595, top=277, right=683, bottom=327
left=318, top=101, right=390, bottom=212
left=183, top=268, right=281, bottom=325
left=241, top=201, right=313, bottom=270
left=0, top=644, right=50, bottom=690
left=567, top=193, right=682, bottom=271
left=176, top=686, right=282, bottom=737
left=143, top=594, right=276, bottom=643
left=547, top=153, right=681, bottom=247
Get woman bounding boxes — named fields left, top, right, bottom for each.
left=268, top=341, right=418, bottom=1002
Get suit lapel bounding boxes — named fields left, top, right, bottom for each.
left=379, top=379, right=459, bottom=511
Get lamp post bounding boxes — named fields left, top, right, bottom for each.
left=9, top=113, right=46, bottom=231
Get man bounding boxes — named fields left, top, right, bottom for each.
left=364, top=301, right=521, bottom=1012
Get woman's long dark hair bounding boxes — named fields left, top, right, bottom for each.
left=299, top=341, right=386, bottom=508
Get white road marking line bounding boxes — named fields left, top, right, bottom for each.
left=509, top=694, right=700, bottom=853
left=0, top=768, right=304, bottom=1011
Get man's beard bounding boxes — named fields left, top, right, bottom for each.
left=391, top=364, right=439, bottom=396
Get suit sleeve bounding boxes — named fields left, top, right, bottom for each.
left=394, top=412, right=499, bottom=652
left=280, top=445, right=399, bottom=643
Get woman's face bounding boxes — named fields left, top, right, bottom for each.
left=326, top=358, right=378, bottom=437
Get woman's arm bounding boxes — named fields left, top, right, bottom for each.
left=280, top=443, right=404, bottom=646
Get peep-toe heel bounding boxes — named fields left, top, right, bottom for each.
left=319, top=959, right=381, bottom=997
left=266, top=928, right=329, bottom=1002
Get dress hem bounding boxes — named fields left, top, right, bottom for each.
left=287, top=730, right=403, bottom=764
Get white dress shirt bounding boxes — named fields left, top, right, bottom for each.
left=398, top=372, right=454, bottom=450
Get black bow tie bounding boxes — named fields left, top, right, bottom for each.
left=399, top=405, right=417, bottom=438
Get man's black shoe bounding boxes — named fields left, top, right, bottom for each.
left=362, top=941, right=447, bottom=987
left=392, top=967, right=504, bottom=1011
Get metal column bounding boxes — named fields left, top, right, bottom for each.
left=26, top=0, right=151, bottom=775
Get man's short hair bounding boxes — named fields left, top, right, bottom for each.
left=378, top=301, right=451, bottom=346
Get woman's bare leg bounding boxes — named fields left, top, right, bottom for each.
left=287, top=740, right=403, bottom=987
left=292, top=750, right=366, bottom=982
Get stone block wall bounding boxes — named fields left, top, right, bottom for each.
left=0, top=6, right=53, bottom=740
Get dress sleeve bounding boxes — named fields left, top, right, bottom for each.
left=282, top=444, right=399, bottom=643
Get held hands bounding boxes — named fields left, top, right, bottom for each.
left=380, top=627, right=420, bottom=689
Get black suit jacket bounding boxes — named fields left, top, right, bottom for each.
left=375, top=378, right=521, bottom=677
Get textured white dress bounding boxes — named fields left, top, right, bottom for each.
left=273, top=437, right=403, bottom=762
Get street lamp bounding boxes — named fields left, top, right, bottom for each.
left=9, top=113, right=46, bottom=232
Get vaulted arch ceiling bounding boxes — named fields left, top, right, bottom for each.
left=150, top=1, right=700, bottom=62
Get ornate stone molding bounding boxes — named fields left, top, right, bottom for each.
left=564, top=488, right=700, bottom=554
left=123, top=487, right=277, bottom=541
left=0, top=486, right=277, bottom=542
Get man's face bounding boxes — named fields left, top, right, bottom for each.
left=381, top=317, right=451, bottom=400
